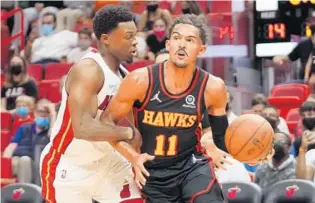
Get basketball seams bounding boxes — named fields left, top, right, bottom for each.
left=226, top=119, right=250, bottom=152
left=241, top=128, right=274, bottom=162
left=232, top=121, right=267, bottom=157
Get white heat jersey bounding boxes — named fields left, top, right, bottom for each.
left=48, top=49, right=129, bottom=166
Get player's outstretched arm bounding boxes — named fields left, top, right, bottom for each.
left=101, top=68, right=155, bottom=188
left=204, top=75, right=229, bottom=152
left=66, top=59, right=133, bottom=141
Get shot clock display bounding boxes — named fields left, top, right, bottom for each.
left=254, top=0, right=314, bottom=57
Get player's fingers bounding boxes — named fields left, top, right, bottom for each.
left=223, top=158, right=233, bottom=165
left=136, top=169, right=147, bottom=186
left=135, top=179, right=142, bottom=190
left=216, top=162, right=227, bottom=170
left=144, top=153, right=155, bottom=161
left=140, top=165, right=150, bottom=177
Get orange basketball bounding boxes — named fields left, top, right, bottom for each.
left=225, top=114, right=274, bottom=164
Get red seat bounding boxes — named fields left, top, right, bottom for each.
left=125, top=60, right=155, bottom=72
left=1, top=112, right=12, bottom=131
left=27, top=64, right=43, bottom=82
left=1, top=131, right=11, bottom=152
left=1, top=23, right=10, bottom=70
left=285, top=108, right=301, bottom=135
left=1, top=157, right=16, bottom=187
left=39, top=80, right=61, bottom=103
left=45, top=63, right=72, bottom=80
left=270, top=84, right=309, bottom=100
left=268, top=97, right=302, bottom=118
left=268, top=84, right=309, bottom=118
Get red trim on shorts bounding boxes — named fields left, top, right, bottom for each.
left=41, top=100, right=74, bottom=203
left=137, top=66, right=154, bottom=111
left=159, top=63, right=200, bottom=99
left=190, top=158, right=216, bottom=203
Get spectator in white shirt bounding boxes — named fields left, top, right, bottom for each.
left=25, top=12, right=78, bottom=65
left=67, top=28, right=93, bottom=63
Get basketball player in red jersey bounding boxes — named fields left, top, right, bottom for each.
left=39, top=6, right=143, bottom=203
left=102, top=14, right=274, bottom=202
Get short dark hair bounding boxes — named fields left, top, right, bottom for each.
left=93, top=5, right=134, bottom=40
left=168, top=14, right=208, bottom=45
left=227, top=91, right=233, bottom=102
left=251, top=93, right=268, bottom=107
left=264, top=105, right=278, bottom=112
left=275, top=132, right=291, bottom=146
left=78, top=28, right=92, bottom=38
left=299, top=101, right=315, bottom=114
left=42, top=12, right=56, bottom=23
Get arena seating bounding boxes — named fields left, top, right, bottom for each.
left=27, top=64, right=43, bottom=82
left=38, top=80, right=61, bottom=103
left=263, top=179, right=315, bottom=203
left=1, top=183, right=43, bottom=203
left=1, top=157, right=16, bottom=187
left=1, top=112, right=12, bottom=132
left=268, top=84, right=309, bottom=118
left=45, top=63, right=72, bottom=80
left=222, top=182, right=262, bottom=203
left=1, top=131, right=11, bottom=153
left=286, top=108, right=301, bottom=135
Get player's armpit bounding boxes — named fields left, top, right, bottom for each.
left=204, top=75, right=229, bottom=152
left=66, top=59, right=132, bottom=141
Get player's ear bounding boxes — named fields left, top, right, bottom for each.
left=165, top=39, right=170, bottom=51
left=100, top=34, right=110, bottom=45
left=197, top=45, right=206, bottom=57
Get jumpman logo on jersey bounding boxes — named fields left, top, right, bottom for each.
left=150, top=91, right=162, bottom=103
left=192, top=154, right=202, bottom=163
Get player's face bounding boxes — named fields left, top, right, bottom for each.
left=166, top=23, right=206, bottom=68
left=105, top=21, right=138, bottom=63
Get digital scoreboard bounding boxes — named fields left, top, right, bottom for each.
left=254, top=0, right=314, bottom=57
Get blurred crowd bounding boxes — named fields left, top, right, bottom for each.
left=1, top=1, right=315, bottom=201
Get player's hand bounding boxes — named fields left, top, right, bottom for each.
left=301, top=130, right=315, bottom=149
left=132, top=153, right=155, bottom=189
left=206, top=147, right=233, bottom=170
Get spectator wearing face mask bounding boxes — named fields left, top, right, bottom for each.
left=2, top=99, right=56, bottom=183
left=12, top=95, right=36, bottom=136
left=251, top=94, right=290, bottom=134
left=137, top=1, right=172, bottom=33
left=1, top=56, right=38, bottom=111
left=24, top=12, right=78, bottom=65
left=67, top=28, right=93, bottom=63
left=146, top=18, right=167, bottom=56
left=296, top=100, right=315, bottom=182
left=255, top=132, right=296, bottom=189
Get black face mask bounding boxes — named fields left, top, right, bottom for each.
left=302, top=117, right=315, bottom=130
left=10, top=64, right=22, bottom=75
left=182, top=8, right=191, bottom=14
left=147, top=4, right=158, bottom=12
left=273, top=141, right=287, bottom=162
left=264, top=116, right=278, bottom=130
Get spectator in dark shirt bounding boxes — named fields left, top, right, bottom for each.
left=1, top=56, right=38, bottom=111
left=273, top=24, right=315, bottom=80
left=146, top=18, right=167, bottom=56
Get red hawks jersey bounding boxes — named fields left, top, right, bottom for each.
left=48, top=49, right=129, bottom=165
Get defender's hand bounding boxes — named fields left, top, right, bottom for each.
left=132, top=153, right=155, bottom=189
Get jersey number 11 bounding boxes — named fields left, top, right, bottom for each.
left=154, top=134, right=178, bottom=156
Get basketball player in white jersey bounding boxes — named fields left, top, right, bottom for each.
left=40, top=6, right=142, bottom=203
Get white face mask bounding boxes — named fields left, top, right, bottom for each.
left=78, top=40, right=91, bottom=50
